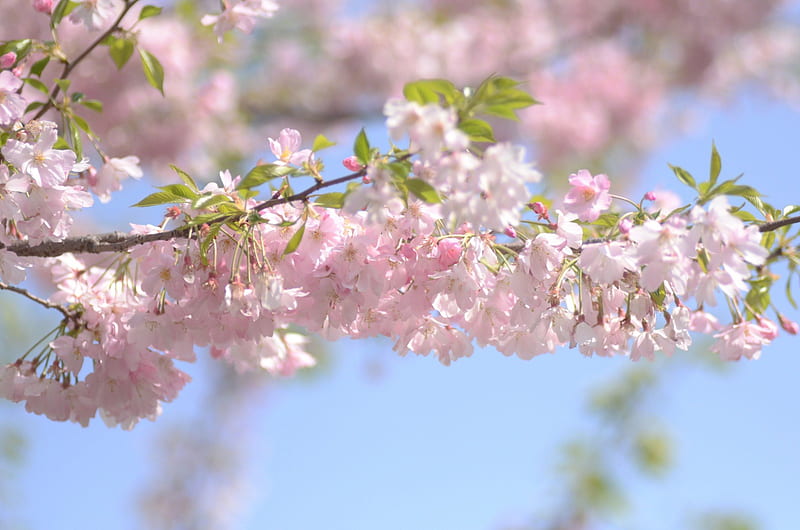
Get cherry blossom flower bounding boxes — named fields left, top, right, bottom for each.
left=91, top=156, right=143, bottom=202
left=202, top=0, right=279, bottom=42
left=2, top=123, right=76, bottom=187
left=0, top=71, right=26, bottom=125
left=69, top=0, right=123, bottom=31
left=268, top=128, right=312, bottom=166
left=563, top=169, right=612, bottom=222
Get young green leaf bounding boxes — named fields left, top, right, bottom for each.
left=132, top=191, right=190, bottom=207
left=30, top=56, right=50, bottom=77
left=406, top=178, right=442, bottom=203
left=403, top=79, right=460, bottom=105
left=79, top=99, right=103, bottom=112
left=353, top=128, right=371, bottom=165
left=459, top=118, right=495, bottom=143
left=24, top=77, right=49, bottom=95
left=139, top=5, right=163, bottom=19
left=51, top=0, right=76, bottom=28
left=283, top=222, right=306, bottom=255
left=108, top=37, right=135, bottom=69
left=0, top=39, right=32, bottom=62
left=668, top=164, right=697, bottom=190
left=138, top=48, right=165, bottom=95
left=170, top=164, right=199, bottom=191
left=236, top=164, right=294, bottom=190
left=312, top=134, right=336, bottom=152
left=709, top=141, right=721, bottom=188
left=192, top=193, right=233, bottom=210
left=157, top=183, right=199, bottom=201
left=314, top=192, right=345, bottom=208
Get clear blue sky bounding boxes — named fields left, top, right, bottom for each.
left=4, top=91, right=800, bottom=530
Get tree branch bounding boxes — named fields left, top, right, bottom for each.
left=758, top=215, right=800, bottom=233
left=0, top=280, right=71, bottom=320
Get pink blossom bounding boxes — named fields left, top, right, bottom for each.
left=779, top=314, right=799, bottom=335
left=0, top=71, right=26, bottom=125
left=1, top=123, right=76, bottom=187
left=32, top=0, right=55, bottom=13
left=436, top=238, right=462, bottom=267
left=92, top=156, right=143, bottom=203
left=69, top=0, right=123, bottom=31
left=563, top=169, right=612, bottom=222
left=268, top=128, right=312, bottom=166
left=202, top=0, right=279, bottom=42
left=0, top=52, right=16, bottom=69
left=342, top=156, right=364, bottom=172
left=711, top=321, right=773, bottom=361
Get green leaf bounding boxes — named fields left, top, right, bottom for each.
left=30, top=56, right=50, bottom=77
left=312, top=134, right=336, bottom=152
left=283, top=222, right=306, bottom=255
left=51, top=0, right=76, bottom=27
left=79, top=99, right=103, bottom=112
left=157, top=183, right=199, bottom=201
left=170, top=165, right=199, bottom=191
left=66, top=118, right=82, bottom=158
left=406, top=178, right=442, bottom=203
left=236, top=164, right=294, bottom=190
left=199, top=222, right=224, bottom=265
left=459, top=118, right=495, bottom=143
left=709, top=141, right=721, bottom=188
left=669, top=164, right=697, bottom=190
left=192, top=193, right=233, bottom=210
left=0, top=39, right=32, bottom=62
left=24, top=101, right=44, bottom=113
left=139, top=5, right=163, bottom=19
left=353, top=128, right=371, bottom=165
left=314, top=192, right=345, bottom=208
left=786, top=274, right=798, bottom=309
left=132, top=191, right=191, bottom=207
left=403, top=79, right=460, bottom=105
left=138, top=48, right=164, bottom=95
left=72, top=114, right=90, bottom=133
left=54, top=78, right=70, bottom=92
left=24, top=77, right=49, bottom=94
left=471, top=76, right=538, bottom=121
left=108, top=37, right=135, bottom=69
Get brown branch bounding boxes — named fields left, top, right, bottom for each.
left=758, top=215, right=800, bottom=233
left=0, top=226, right=191, bottom=258
left=0, top=280, right=72, bottom=320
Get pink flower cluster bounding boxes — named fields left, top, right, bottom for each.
left=0, top=113, right=782, bottom=427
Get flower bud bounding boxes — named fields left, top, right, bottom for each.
left=504, top=226, right=517, bottom=238
left=342, top=156, right=364, bottom=172
left=0, top=52, right=16, bottom=69
left=618, top=217, right=633, bottom=234
left=779, top=314, right=799, bottom=335
left=33, top=0, right=55, bottom=14
left=644, top=191, right=657, bottom=201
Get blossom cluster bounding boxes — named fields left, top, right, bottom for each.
left=0, top=1, right=795, bottom=429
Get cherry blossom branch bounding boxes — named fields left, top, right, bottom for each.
left=0, top=168, right=368, bottom=258
left=32, top=0, right=140, bottom=120
left=0, top=280, right=71, bottom=320
left=758, top=215, right=800, bottom=233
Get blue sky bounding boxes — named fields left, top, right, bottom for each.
left=3, top=84, right=800, bottom=530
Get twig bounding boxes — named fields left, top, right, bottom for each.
left=0, top=280, right=71, bottom=320
left=759, top=215, right=800, bottom=233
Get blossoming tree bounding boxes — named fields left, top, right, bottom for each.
left=0, top=0, right=798, bottom=430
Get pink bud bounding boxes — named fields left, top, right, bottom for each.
left=33, top=0, right=55, bottom=14
left=644, top=191, right=657, bottom=201
left=779, top=314, right=799, bottom=335
left=530, top=201, right=548, bottom=216
left=503, top=226, right=517, bottom=238
left=756, top=317, right=779, bottom=341
left=343, top=156, right=364, bottom=172
left=618, top=217, right=633, bottom=234
left=0, top=52, right=16, bottom=69
left=436, top=238, right=462, bottom=268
